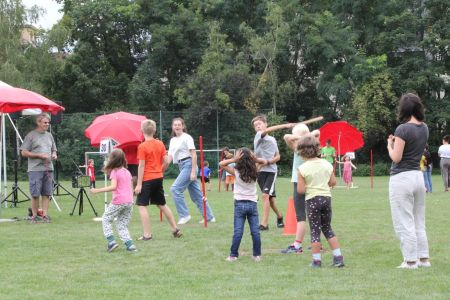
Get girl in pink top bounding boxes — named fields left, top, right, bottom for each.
left=337, top=155, right=357, bottom=189
left=91, top=149, right=136, bottom=252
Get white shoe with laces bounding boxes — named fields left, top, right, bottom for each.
left=198, top=217, right=216, bottom=223
left=418, top=260, right=431, bottom=267
left=177, top=215, right=191, bottom=225
left=397, top=261, right=418, bottom=269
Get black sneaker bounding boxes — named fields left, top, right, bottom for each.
left=310, top=260, right=322, bottom=268
left=173, top=228, right=183, bottom=238
left=259, top=225, right=269, bottom=231
left=280, top=244, right=303, bottom=254
left=42, top=215, right=51, bottom=223
left=276, top=217, right=284, bottom=228
left=332, top=255, right=345, bottom=267
left=107, top=242, right=119, bottom=252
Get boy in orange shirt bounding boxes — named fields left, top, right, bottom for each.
left=134, top=119, right=182, bottom=240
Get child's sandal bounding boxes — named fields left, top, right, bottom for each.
left=137, top=235, right=152, bottom=241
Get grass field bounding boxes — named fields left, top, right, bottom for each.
left=1, top=176, right=449, bottom=299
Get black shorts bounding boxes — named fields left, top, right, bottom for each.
left=203, top=177, right=210, bottom=183
left=136, top=178, right=166, bottom=206
left=127, top=164, right=138, bottom=177
left=257, top=171, right=276, bottom=197
left=293, top=183, right=306, bottom=222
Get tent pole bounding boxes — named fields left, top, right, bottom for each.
left=0, top=113, right=3, bottom=212
left=2, top=114, right=7, bottom=207
left=338, top=132, right=342, bottom=181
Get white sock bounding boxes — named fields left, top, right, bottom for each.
left=332, top=248, right=342, bottom=256
left=294, top=240, right=302, bottom=249
left=312, top=253, right=321, bottom=261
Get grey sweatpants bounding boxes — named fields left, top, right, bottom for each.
left=102, top=203, right=132, bottom=242
left=389, top=170, right=429, bottom=262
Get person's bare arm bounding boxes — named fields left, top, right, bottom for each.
left=134, top=160, right=145, bottom=194
left=284, top=134, right=301, bottom=151
left=387, top=135, right=405, bottom=163
left=162, top=155, right=169, bottom=172
left=297, top=173, right=306, bottom=194
left=190, top=149, right=198, bottom=181
left=328, top=172, right=337, bottom=187
left=268, top=152, right=280, bottom=164
left=91, top=179, right=117, bottom=193
left=219, top=158, right=237, bottom=176
left=21, top=150, right=48, bottom=160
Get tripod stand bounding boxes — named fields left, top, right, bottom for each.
left=70, top=186, right=98, bottom=216
left=1, top=118, right=30, bottom=207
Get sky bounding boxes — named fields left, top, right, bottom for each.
left=22, top=0, right=63, bottom=30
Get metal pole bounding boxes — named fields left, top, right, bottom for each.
left=216, top=109, right=219, bottom=171
left=2, top=114, right=7, bottom=207
left=0, top=113, right=3, bottom=212
left=159, top=110, right=163, bottom=140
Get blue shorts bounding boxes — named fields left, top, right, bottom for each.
left=28, top=171, right=53, bottom=197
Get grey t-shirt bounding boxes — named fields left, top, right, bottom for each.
left=390, top=123, right=428, bottom=175
left=254, top=131, right=278, bottom=173
left=20, top=130, right=57, bottom=172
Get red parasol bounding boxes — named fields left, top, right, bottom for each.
left=319, top=121, right=364, bottom=155
left=0, top=86, right=64, bottom=114
left=84, top=111, right=146, bottom=147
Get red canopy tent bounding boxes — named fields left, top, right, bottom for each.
left=0, top=84, right=64, bottom=214
left=0, top=86, right=64, bottom=114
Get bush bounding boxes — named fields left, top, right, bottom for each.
left=353, top=163, right=391, bottom=176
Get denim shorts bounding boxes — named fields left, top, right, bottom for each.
left=28, top=171, right=53, bottom=197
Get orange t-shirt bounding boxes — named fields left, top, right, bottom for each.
left=137, top=139, right=166, bottom=181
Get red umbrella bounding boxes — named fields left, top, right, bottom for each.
left=0, top=86, right=64, bottom=114
left=84, top=111, right=146, bottom=147
left=319, top=121, right=364, bottom=155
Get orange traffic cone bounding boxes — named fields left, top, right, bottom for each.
left=283, top=197, right=297, bottom=235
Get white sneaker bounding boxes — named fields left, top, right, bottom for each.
left=177, top=215, right=191, bottom=225
left=396, top=261, right=418, bottom=269
left=252, top=256, right=261, bottom=262
left=418, top=260, right=431, bottom=267
left=198, top=217, right=216, bottom=223
left=226, top=256, right=237, bottom=262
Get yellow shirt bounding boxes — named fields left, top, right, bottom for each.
left=298, top=158, right=333, bottom=200
left=419, top=155, right=426, bottom=171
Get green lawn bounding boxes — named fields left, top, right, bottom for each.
left=1, top=176, right=449, bottom=299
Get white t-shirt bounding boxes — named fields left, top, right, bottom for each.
left=233, top=170, right=258, bottom=202
left=168, top=133, right=196, bottom=163
left=438, top=144, right=450, bottom=158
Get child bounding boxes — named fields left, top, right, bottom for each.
left=80, top=159, right=96, bottom=188
left=87, top=159, right=96, bottom=188
left=281, top=123, right=320, bottom=254
left=337, top=155, right=357, bottom=189
left=220, top=148, right=265, bottom=262
left=201, top=161, right=212, bottom=191
left=90, top=149, right=137, bottom=252
left=252, top=114, right=295, bottom=230
left=297, top=134, right=344, bottom=268
left=134, top=119, right=182, bottom=240
left=225, top=153, right=235, bottom=192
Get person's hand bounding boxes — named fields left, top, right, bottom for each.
left=190, top=172, right=196, bottom=181
left=90, top=188, right=98, bottom=194
left=39, top=153, right=50, bottom=160
left=387, top=135, right=395, bottom=149
left=134, top=185, right=142, bottom=195
left=51, top=152, right=57, bottom=160
left=235, top=149, right=243, bottom=161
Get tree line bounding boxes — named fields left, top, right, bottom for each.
left=1, top=0, right=449, bottom=164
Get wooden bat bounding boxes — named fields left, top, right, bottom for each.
left=299, top=116, right=324, bottom=125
